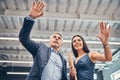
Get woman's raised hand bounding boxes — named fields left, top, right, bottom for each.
left=96, top=21, right=111, bottom=45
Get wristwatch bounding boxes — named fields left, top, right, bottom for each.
left=103, top=44, right=109, bottom=48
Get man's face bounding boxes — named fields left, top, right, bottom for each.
left=49, top=33, right=63, bottom=49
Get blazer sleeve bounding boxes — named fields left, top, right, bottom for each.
left=19, top=17, right=39, bottom=57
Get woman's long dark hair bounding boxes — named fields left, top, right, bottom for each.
left=71, top=35, right=90, bottom=58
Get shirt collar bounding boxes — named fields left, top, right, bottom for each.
left=50, top=47, right=60, bottom=55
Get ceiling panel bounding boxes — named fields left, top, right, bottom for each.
left=0, top=0, right=120, bottom=79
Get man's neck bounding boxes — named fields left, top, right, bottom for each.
left=51, top=47, right=59, bottom=53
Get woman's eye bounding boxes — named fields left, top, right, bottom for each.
left=73, top=40, right=76, bottom=42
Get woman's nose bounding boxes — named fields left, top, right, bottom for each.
left=76, top=41, right=79, bottom=44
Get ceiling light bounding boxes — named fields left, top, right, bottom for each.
left=0, top=60, right=33, bottom=64
left=7, top=72, right=29, bottom=75
left=0, top=37, right=120, bottom=45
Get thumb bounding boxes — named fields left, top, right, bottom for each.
left=39, top=12, right=44, bottom=16
left=96, top=34, right=101, bottom=40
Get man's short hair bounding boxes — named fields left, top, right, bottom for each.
left=53, top=32, right=63, bottom=38
left=50, top=32, right=63, bottom=40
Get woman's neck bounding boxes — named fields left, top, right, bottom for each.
left=77, top=49, right=85, bottom=57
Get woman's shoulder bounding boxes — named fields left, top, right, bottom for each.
left=88, top=51, right=99, bottom=63
left=89, top=51, right=99, bottom=56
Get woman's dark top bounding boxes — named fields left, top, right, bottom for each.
left=74, top=53, right=95, bottom=80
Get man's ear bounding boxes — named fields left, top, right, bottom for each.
left=49, top=38, right=52, bottom=45
left=61, top=41, right=63, bottom=46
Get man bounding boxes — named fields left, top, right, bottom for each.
left=19, top=1, right=68, bottom=80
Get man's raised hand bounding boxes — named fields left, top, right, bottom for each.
left=29, top=1, right=45, bottom=19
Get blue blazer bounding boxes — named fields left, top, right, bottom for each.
left=19, top=18, right=68, bottom=80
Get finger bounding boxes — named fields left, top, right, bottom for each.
left=70, top=68, right=75, bottom=71
left=36, top=1, right=41, bottom=8
left=103, top=22, right=107, bottom=30
left=70, top=67, right=73, bottom=69
left=32, top=1, right=36, bottom=8
left=107, top=24, right=111, bottom=31
left=39, top=12, right=43, bottom=16
left=100, top=21, right=103, bottom=29
left=99, top=21, right=104, bottom=33
left=96, top=34, right=101, bottom=40
left=107, top=25, right=111, bottom=38
left=39, top=3, right=44, bottom=11
left=38, top=1, right=43, bottom=8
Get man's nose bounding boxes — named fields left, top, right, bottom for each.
left=55, top=37, right=59, bottom=40
left=55, top=37, right=58, bottom=40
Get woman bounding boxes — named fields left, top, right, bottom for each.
left=70, top=21, right=112, bottom=80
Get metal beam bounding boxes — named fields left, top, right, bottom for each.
left=1, top=9, right=120, bottom=23
left=0, top=60, right=105, bottom=69
left=112, top=47, right=120, bottom=56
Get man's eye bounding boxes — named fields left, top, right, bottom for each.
left=53, top=36, right=56, bottom=38
left=58, top=37, right=61, bottom=40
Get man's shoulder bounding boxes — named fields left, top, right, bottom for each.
left=38, top=42, right=50, bottom=51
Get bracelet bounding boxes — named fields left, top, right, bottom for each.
left=103, top=44, right=109, bottom=48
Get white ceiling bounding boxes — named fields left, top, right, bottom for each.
left=0, top=0, right=120, bottom=70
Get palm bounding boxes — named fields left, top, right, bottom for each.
left=29, top=1, right=44, bottom=19
left=96, top=22, right=110, bottom=45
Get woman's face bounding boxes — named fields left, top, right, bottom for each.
left=72, top=36, right=83, bottom=51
